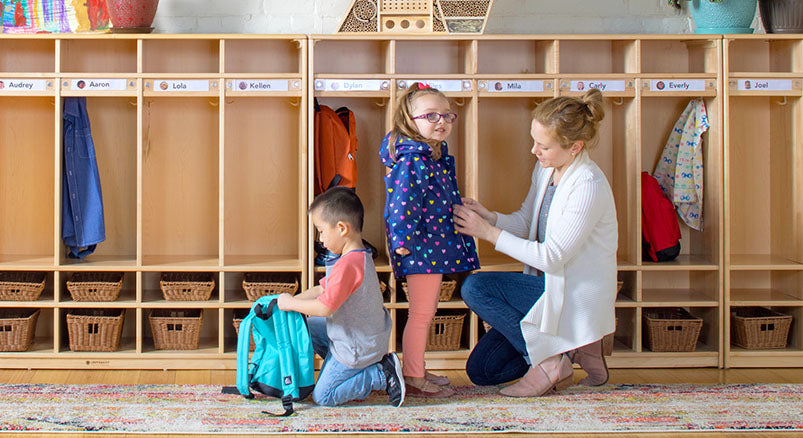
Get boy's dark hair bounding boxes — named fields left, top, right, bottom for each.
left=308, top=187, right=364, bottom=232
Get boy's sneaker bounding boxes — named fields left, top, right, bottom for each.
left=379, top=352, right=405, bottom=407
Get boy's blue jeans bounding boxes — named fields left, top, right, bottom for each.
left=461, top=272, right=545, bottom=386
left=307, top=317, right=386, bottom=406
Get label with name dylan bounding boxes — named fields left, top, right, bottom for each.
left=649, top=79, right=706, bottom=92
left=70, top=79, right=127, bottom=91
left=0, top=79, right=48, bottom=92
left=234, top=79, right=292, bottom=92
left=736, top=79, right=793, bottom=91
left=314, top=79, right=388, bottom=92
left=569, top=80, right=625, bottom=92
left=153, top=80, right=210, bottom=92
left=398, top=79, right=470, bottom=92
left=485, top=80, right=544, bottom=93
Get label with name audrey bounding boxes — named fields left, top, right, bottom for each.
left=569, top=80, right=626, bottom=92
left=70, top=79, right=127, bottom=91
left=736, top=79, right=793, bottom=91
left=0, top=79, right=48, bottom=92
left=398, top=79, right=470, bottom=92
left=649, top=79, right=706, bottom=92
left=233, top=79, right=292, bottom=92
left=314, top=79, right=388, bottom=92
left=484, top=80, right=544, bottom=93
left=153, top=80, right=210, bottom=92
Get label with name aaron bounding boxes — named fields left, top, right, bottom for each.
left=649, top=79, right=706, bottom=92
left=233, top=79, right=292, bottom=92
left=314, top=79, right=388, bottom=92
left=736, top=79, right=793, bottom=91
left=484, top=80, right=544, bottom=93
left=70, top=79, right=127, bottom=91
left=0, top=79, right=48, bottom=92
left=153, top=80, right=210, bottom=92
left=569, top=80, right=626, bottom=92
left=398, top=79, right=470, bottom=92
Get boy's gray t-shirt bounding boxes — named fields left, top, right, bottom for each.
left=321, top=249, right=391, bottom=369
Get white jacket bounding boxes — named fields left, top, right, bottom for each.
left=494, top=150, right=618, bottom=366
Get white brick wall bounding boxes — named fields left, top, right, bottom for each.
left=151, top=0, right=762, bottom=35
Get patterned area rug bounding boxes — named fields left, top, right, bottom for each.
left=1, top=383, right=801, bottom=433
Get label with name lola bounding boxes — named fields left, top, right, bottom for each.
left=569, top=80, right=626, bottom=92
left=70, top=79, right=127, bottom=91
left=153, top=80, right=210, bottom=92
left=233, top=79, right=292, bottom=92
left=649, top=79, right=706, bottom=92
left=736, top=79, right=793, bottom=91
left=0, top=79, right=48, bottom=92
left=314, top=79, right=388, bottom=92
left=484, top=80, right=544, bottom=93
left=398, top=79, right=470, bottom=92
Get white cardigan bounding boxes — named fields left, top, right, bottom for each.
left=494, top=150, right=618, bottom=366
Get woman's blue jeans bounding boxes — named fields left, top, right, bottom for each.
left=461, top=272, right=545, bottom=386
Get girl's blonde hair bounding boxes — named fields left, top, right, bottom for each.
left=388, top=82, right=448, bottom=161
left=532, top=88, right=605, bottom=150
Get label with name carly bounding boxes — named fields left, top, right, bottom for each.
left=569, top=80, right=626, bottom=92
left=398, top=79, right=471, bottom=92
left=736, top=79, right=793, bottom=91
left=314, top=79, right=389, bottom=92
left=70, top=79, right=127, bottom=91
left=649, top=79, right=706, bottom=92
left=0, top=79, right=48, bottom=92
left=153, top=80, right=210, bottom=92
left=484, top=80, right=544, bottom=93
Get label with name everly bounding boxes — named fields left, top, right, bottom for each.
left=0, top=79, right=47, bottom=92
left=71, top=79, right=127, bottom=91
left=736, top=79, right=793, bottom=91
left=570, top=80, right=625, bottom=92
left=234, top=79, right=290, bottom=92
left=649, top=79, right=706, bottom=92
left=399, top=79, right=469, bottom=92
left=314, top=79, right=388, bottom=92
left=154, top=80, right=210, bottom=92
left=486, top=80, right=544, bottom=93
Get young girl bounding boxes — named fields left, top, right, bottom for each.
left=380, top=82, right=480, bottom=397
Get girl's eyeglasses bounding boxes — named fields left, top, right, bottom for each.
left=412, top=112, right=458, bottom=124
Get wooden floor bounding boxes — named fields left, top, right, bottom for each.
left=1, top=367, right=801, bottom=438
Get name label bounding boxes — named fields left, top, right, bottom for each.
left=70, top=79, right=127, bottom=91
left=0, top=79, right=48, bottom=92
left=398, top=79, right=471, bottom=92
left=569, top=80, right=625, bottom=92
left=649, top=79, right=706, bottom=92
left=736, top=79, right=793, bottom=91
left=484, top=80, right=544, bottom=93
left=314, top=79, right=389, bottom=92
left=154, top=80, right=210, bottom=92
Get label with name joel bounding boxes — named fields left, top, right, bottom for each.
left=233, top=79, right=292, bottom=92
left=314, top=79, right=388, bottom=92
left=398, top=79, right=470, bottom=92
left=736, top=79, right=793, bottom=91
left=484, top=80, right=544, bottom=93
left=153, top=80, right=210, bottom=92
left=0, top=79, right=48, bottom=92
left=569, top=80, right=626, bottom=92
left=649, top=79, right=706, bottom=92
left=70, top=79, right=127, bottom=91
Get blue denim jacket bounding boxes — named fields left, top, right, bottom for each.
left=62, top=97, right=105, bottom=258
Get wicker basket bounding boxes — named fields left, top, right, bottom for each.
left=402, top=279, right=457, bottom=302
left=0, top=308, right=40, bottom=352
left=242, top=272, right=299, bottom=301
left=731, top=307, right=792, bottom=349
left=232, top=315, right=256, bottom=351
left=66, top=272, right=123, bottom=302
left=644, top=308, right=702, bottom=352
left=160, top=272, right=214, bottom=301
left=149, top=309, right=202, bottom=350
left=66, top=309, right=125, bottom=352
left=0, top=272, right=46, bottom=301
left=426, top=313, right=465, bottom=351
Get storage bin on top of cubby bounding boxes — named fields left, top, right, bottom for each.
left=242, top=272, right=299, bottom=301
left=160, top=272, right=215, bottom=301
left=66, top=272, right=123, bottom=302
left=731, top=307, right=792, bottom=349
left=0, top=272, right=45, bottom=301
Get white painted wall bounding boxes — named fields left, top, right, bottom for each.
left=151, top=0, right=763, bottom=35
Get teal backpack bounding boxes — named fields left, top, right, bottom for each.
left=228, top=295, right=315, bottom=416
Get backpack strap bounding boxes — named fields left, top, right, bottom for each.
left=235, top=305, right=257, bottom=398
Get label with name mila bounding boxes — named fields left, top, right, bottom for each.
left=314, top=79, right=388, bottom=92
left=649, top=79, right=706, bottom=92
left=484, top=80, right=544, bottom=93
left=233, top=79, right=292, bottom=92
left=0, top=79, right=48, bottom=92
left=569, top=80, right=625, bottom=92
left=736, top=79, right=793, bottom=91
left=70, top=79, right=127, bottom=91
left=154, top=80, right=210, bottom=92
left=398, top=79, right=471, bottom=92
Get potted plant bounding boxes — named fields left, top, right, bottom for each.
left=106, top=0, right=160, bottom=33
left=669, top=0, right=758, bottom=34
left=758, top=0, right=803, bottom=33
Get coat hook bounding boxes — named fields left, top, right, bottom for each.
left=128, top=100, right=137, bottom=107
left=454, top=97, right=466, bottom=107
left=287, top=97, right=301, bottom=107
left=612, top=97, right=624, bottom=106
left=208, top=99, right=219, bottom=107
left=775, top=96, right=788, bottom=106
left=374, top=99, right=387, bottom=108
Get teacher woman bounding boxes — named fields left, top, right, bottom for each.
left=453, top=88, right=618, bottom=397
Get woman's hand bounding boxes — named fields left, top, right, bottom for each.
left=454, top=203, right=502, bottom=245
left=461, top=197, right=496, bottom=224
left=395, top=247, right=410, bottom=256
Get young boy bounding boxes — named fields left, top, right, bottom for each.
left=277, top=187, right=405, bottom=407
